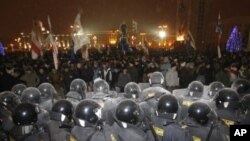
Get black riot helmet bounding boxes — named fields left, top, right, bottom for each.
left=38, top=83, right=57, bottom=100
left=215, top=88, right=240, bottom=110
left=93, top=78, right=110, bottom=94
left=187, top=81, right=204, bottom=98
left=12, top=103, right=38, bottom=126
left=70, top=79, right=87, bottom=99
left=241, top=94, right=250, bottom=112
left=231, top=79, right=250, bottom=97
left=158, top=95, right=178, bottom=114
left=52, top=100, right=73, bottom=122
left=115, top=100, right=141, bottom=125
left=149, top=72, right=164, bottom=85
left=11, top=84, right=27, bottom=97
left=124, top=82, right=141, bottom=99
left=21, top=87, right=41, bottom=104
left=74, top=100, right=101, bottom=125
left=188, top=102, right=211, bottom=125
left=208, top=81, right=225, bottom=98
left=0, top=91, right=21, bottom=112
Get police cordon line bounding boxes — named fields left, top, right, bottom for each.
left=1, top=71, right=250, bottom=141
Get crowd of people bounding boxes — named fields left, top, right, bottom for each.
left=1, top=50, right=250, bottom=94
left=1, top=50, right=250, bottom=141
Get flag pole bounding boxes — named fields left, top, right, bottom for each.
left=217, top=32, right=222, bottom=58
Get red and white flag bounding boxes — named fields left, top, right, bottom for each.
left=31, top=20, right=43, bottom=60
left=48, top=16, right=59, bottom=70
left=31, top=30, right=42, bottom=60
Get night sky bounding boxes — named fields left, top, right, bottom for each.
left=0, top=0, right=250, bottom=41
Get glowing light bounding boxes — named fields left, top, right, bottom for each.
left=158, top=30, right=166, bottom=39
left=176, top=35, right=185, bottom=41
left=109, top=39, right=117, bottom=45
left=148, top=42, right=152, bottom=47
left=93, top=36, right=97, bottom=40
left=140, top=33, right=146, bottom=36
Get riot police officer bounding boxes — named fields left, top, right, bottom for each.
left=204, top=81, right=225, bottom=110
left=11, top=84, right=27, bottom=97
left=140, top=87, right=171, bottom=118
left=112, top=99, right=149, bottom=141
left=177, top=81, right=204, bottom=121
left=102, top=82, right=141, bottom=125
left=71, top=99, right=102, bottom=141
left=151, top=94, right=192, bottom=141
left=231, top=79, right=250, bottom=98
left=214, top=88, right=241, bottom=140
left=139, top=72, right=171, bottom=118
left=123, top=82, right=141, bottom=100
left=38, top=82, right=57, bottom=111
left=65, top=91, right=82, bottom=109
left=70, top=78, right=87, bottom=99
left=21, top=87, right=50, bottom=126
left=0, top=103, right=14, bottom=141
left=240, top=94, right=250, bottom=124
left=182, top=102, right=225, bottom=141
left=149, top=71, right=165, bottom=88
left=44, top=100, right=74, bottom=141
left=10, top=103, right=49, bottom=141
left=0, top=91, right=21, bottom=113
left=92, top=78, right=111, bottom=97
left=207, top=81, right=225, bottom=99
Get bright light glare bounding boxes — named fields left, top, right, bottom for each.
left=158, top=30, right=166, bottom=39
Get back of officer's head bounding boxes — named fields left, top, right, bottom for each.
left=11, top=83, right=27, bottom=97
left=51, top=100, right=73, bottom=122
left=74, top=99, right=101, bottom=126
left=187, top=81, right=204, bottom=98
left=215, top=88, right=240, bottom=110
left=149, top=72, right=164, bottom=86
left=231, top=79, right=250, bottom=98
left=0, top=91, right=21, bottom=113
left=66, top=91, right=83, bottom=102
left=188, top=102, right=211, bottom=125
left=70, top=79, right=87, bottom=99
left=115, top=100, right=141, bottom=125
left=157, top=95, right=178, bottom=119
left=13, top=103, right=38, bottom=126
left=38, top=82, right=57, bottom=101
left=124, top=82, right=141, bottom=99
left=21, top=87, right=41, bottom=105
left=208, top=81, right=225, bottom=98
left=93, top=78, right=110, bottom=94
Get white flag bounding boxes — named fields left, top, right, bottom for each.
left=72, top=13, right=90, bottom=54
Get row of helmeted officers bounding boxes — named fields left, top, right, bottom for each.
left=1, top=71, right=250, bottom=141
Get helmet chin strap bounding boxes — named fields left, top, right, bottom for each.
left=121, top=122, right=128, bottom=128
left=21, top=125, right=33, bottom=135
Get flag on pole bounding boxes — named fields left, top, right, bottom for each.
left=72, top=13, right=90, bottom=54
left=216, top=13, right=222, bottom=58
left=132, top=20, right=138, bottom=33
left=141, top=38, right=149, bottom=55
left=187, top=30, right=196, bottom=50
left=0, top=42, right=5, bottom=56
left=31, top=31, right=42, bottom=60
left=47, top=16, right=59, bottom=70
left=31, top=20, right=43, bottom=60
